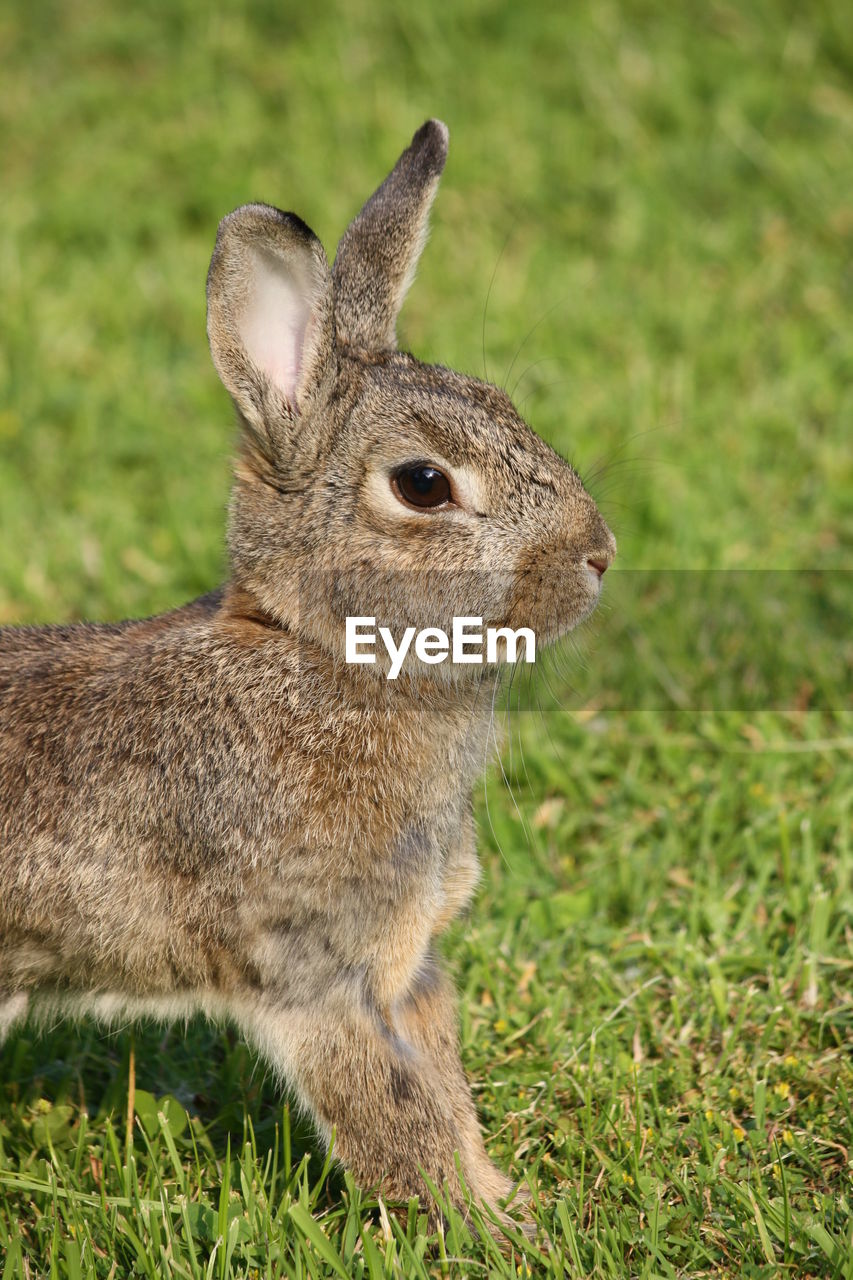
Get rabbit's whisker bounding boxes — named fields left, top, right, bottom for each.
left=481, top=231, right=512, bottom=383
left=502, top=295, right=571, bottom=395
left=509, top=355, right=572, bottom=404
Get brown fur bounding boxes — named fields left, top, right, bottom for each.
left=0, top=121, right=615, bottom=1228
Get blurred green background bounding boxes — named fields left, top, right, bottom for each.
left=1, top=3, right=851, bottom=1275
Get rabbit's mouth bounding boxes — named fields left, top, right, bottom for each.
left=502, top=554, right=611, bottom=647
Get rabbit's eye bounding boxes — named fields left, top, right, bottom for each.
left=393, top=464, right=452, bottom=510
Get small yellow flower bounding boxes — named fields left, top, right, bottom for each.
left=733, top=1126, right=746, bottom=1142
left=705, top=1108, right=714, bottom=1122
left=621, top=1172, right=634, bottom=1185
left=782, top=1129, right=794, bottom=1147
left=784, top=1054, right=798, bottom=1067
left=728, top=1086, right=739, bottom=1100
left=774, top=1082, right=790, bottom=1099
left=494, top=1018, right=509, bottom=1034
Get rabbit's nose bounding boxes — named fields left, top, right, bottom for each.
left=587, top=519, right=617, bottom=573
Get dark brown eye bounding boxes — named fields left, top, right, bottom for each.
left=393, top=464, right=452, bottom=510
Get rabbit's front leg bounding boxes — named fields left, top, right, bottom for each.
left=394, top=956, right=516, bottom=1212
left=244, top=993, right=470, bottom=1210
left=432, top=806, right=481, bottom=936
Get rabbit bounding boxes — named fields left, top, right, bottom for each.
left=0, top=120, right=615, bottom=1229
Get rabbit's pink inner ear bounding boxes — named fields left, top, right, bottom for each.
left=238, top=245, right=312, bottom=412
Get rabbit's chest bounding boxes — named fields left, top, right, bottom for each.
left=248, top=697, right=489, bottom=1003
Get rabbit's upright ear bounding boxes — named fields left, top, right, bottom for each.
left=206, top=205, right=335, bottom=461
left=333, top=120, right=449, bottom=352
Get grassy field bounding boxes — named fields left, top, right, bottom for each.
left=0, top=0, right=851, bottom=1275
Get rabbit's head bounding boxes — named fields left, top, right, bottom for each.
left=207, top=121, right=615, bottom=680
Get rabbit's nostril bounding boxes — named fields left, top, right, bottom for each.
left=587, top=558, right=608, bottom=577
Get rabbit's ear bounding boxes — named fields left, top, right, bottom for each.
left=333, top=120, right=448, bottom=352
left=206, top=204, right=335, bottom=460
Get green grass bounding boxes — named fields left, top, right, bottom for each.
left=1, top=0, right=851, bottom=1275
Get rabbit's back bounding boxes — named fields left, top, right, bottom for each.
left=0, top=590, right=242, bottom=871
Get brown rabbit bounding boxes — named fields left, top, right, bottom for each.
left=0, top=121, right=615, bottom=1227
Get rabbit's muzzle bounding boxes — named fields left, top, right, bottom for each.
left=506, top=512, right=616, bottom=643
